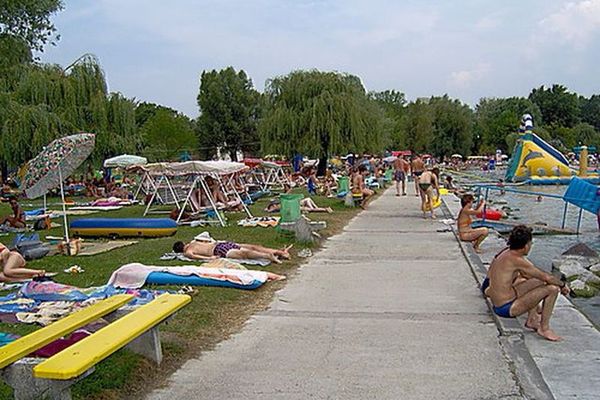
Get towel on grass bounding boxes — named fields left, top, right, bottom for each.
left=108, top=263, right=268, bottom=289
left=237, top=217, right=280, bottom=227
left=159, top=252, right=270, bottom=266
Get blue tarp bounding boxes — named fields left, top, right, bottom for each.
left=562, top=177, right=600, bottom=215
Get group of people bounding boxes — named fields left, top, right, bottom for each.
left=392, top=154, right=441, bottom=219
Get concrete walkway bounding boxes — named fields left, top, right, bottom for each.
left=445, top=194, right=600, bottom=400
left=148, top=188, right=535, bottom=399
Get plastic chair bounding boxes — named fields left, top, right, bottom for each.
left=280, top=194, right=303, bottom=223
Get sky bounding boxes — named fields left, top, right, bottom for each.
left=40, top=0, right=600, bottom=118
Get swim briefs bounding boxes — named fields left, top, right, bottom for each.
left=492, top=300, right=515, bottom=318
left=481, top=277, right=490, bottom=295
left=213, top=241, right=241, bottom=258
left=418, top=183, right=431, bottom=191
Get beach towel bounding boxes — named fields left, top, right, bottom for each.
left=159, top=252, right=270, bottom=266
left=237, top=217, right=280, bottom=227
left=108, top=263, right=268, bottom=289
left=77, top=240, right=138, bottom=256
left=69, top=206, right=123, bottom=211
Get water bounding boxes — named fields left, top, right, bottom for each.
left=468, top=176, right=600, bottom=327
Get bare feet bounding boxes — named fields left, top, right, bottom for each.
left=431, top=214, right=437, bottom=219
left=525, top=319, right=541, bottom=331
left=326, top=207, right=333, bottom=213
left=473, top=247, right=482, bottom=254
left=267, top=272, right=286, bottom=281
left=537, top=328, right=562, bottom=341
left=269, top=254, right=283, bottom=264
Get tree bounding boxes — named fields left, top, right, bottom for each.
left=429, top=95, right=474, bottom=159
left=141, top=108, right=197, bottom=161
left=404, top=99, right=434, bottom=153
left=573, top=123, right=600, bottom=148
left=0, top=55, right=142, bottom=174
left=0, top=0, right=63, bottom=53
left=580, top=95, right=600, bottom=131
left=259, top=70, right=383, bottom=174
left=197, top=67, right=260, bottom=160
left=528, top=84, right=579, bottom=128
left=369, top=90, right=407, bottom=150
left=475, top=97, right=541, bottom=153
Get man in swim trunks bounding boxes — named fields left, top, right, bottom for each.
left=172, top=238, right=292, bottom=264
left=352, top=165, right=374, bottom=209
left=418, top=167, right=439, bottom=219
left=487, top=225, right=569, bottom=341
left=393, top=156, right=410, bottom=196
left=0, top=243, right=47, bottom=282
left=0, top=198, right=25, bottom=228
left=411, top=155, right=425, bottom=197
left=457, top=194, right=488, bottom=253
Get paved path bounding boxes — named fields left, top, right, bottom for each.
left=445, top=194, right=600, bottom=400
left=148, top=188, right=526, bottom=399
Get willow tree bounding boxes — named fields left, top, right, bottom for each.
left=0, top=55, right=141, bottom=177
left=259, top=70, right=383, bottom=174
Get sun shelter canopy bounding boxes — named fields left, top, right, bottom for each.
left=103, top=154, right=148, bottom=168
left=139, top=161, right=248, bottom=177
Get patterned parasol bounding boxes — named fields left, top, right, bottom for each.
left=21, top=133, right=95, bottom=244
left=22, top=133, right=96, bottom=199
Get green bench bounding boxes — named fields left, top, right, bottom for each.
left=0, top=293, right=191, bottom=400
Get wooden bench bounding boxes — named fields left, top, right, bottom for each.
left=0, top=293, right=190, bottom=400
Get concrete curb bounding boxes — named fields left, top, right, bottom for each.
left=439, top=197, right=555, bottom=400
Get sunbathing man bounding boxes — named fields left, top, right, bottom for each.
left=486, top=225, right=569, bottom=341
left=265, top=197, right=332, bottom=213
left=173, top=238, right=292, bottom=264
left=352, top=165, right=374, bottom=209
left=0, top=243, right=47, bottom=282
left=457, top=194, right=489, bottom=253
left=0, top=198, right=25, bottom=228
left=418, top=167, right=439, bottom=219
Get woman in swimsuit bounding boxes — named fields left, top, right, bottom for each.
left=418, top=168, right=440, bottom=219
left=457, top=194, right=488, bottom=253
left=0, top=243, right=47, bottom=282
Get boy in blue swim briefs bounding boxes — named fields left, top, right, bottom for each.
left=487, top=225, right=570, bottom=341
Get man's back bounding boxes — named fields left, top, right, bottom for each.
left=185, top=241, right=216, bottom=258
left=487, top=250, right=522, bottom=306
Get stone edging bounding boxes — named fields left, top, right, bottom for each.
left=439, top=196, right=556, bottom=400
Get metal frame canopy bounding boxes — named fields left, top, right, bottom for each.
left=135, top=161, right=251, bottom=226
left=141, top=161, right=248, bottom=177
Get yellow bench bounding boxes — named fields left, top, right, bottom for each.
left=0, top=294, right=133, bottom=370
left=0, top=293, right=190, bottom=400
left=34, top=293, right=190, bottom=380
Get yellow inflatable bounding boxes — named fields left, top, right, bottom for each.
left=423, top=197, right=442, bottom=211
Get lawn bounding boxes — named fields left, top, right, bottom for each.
left=0, top=188, right=371, bottom=399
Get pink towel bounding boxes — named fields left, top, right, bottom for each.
left=108, top=263, right=268, bottom=289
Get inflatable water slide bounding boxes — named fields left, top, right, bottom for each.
left=505, top=114, right=599, bottom=185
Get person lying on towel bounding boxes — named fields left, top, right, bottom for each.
left=172, top=235, right=292, bottom=264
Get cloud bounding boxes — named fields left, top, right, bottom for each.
left=448, top=63, right=491, bottom=88
left=539, top=0, right=600, bottom=47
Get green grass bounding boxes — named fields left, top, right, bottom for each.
left=0, top=188, right=371, bottom=399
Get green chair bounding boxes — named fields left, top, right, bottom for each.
left=337, top=176, right=350, bottom=196
left=384, top=169, right=393, bottom=182
left=280, top=194, right=303, bottom=223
